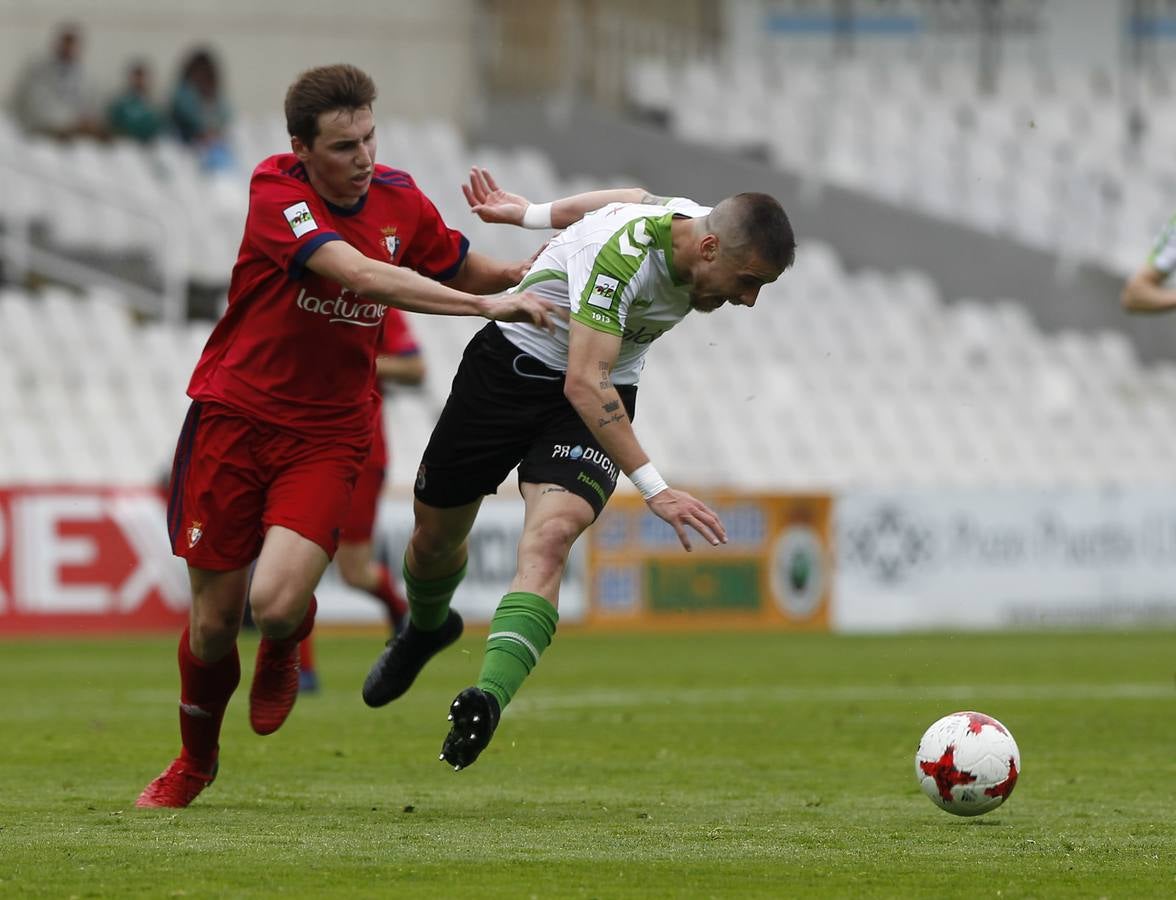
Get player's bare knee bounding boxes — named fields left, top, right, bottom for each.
left=189, top=605, right=242, bottom=658
left=250, top=602, right=304, bottom=639
left=523, top=515, right=584, bottom=564
left=336, top=557, right=366, bottom=589
left=409, top=525, right=465, bottom=570
left=249, top=584, right=310, bottom=638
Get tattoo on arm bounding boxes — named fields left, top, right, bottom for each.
left=598, top=361, right=611, bottom=390
left=641, top=192, right=671, bottom=206
left=603, top=400, right=619, bottom=412
left=597, top=413, right=626, bottom=427
left=541, top=486, right=570, bottom=495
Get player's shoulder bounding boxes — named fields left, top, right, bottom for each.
left=571, top=198, right=704, bottom=249
left=251, top=153, right=307, bottom=182
left=587, top=197, right=708, bottom=226
left=661, top=196, right=711, bottom=217
left=370, top=164, right=420, bottom=192
left=248, top=154, right=319, bottom=201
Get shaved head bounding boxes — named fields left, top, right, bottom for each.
left=704, top=193, right=796, bottom=271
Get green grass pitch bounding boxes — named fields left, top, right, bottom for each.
left=3, top=629, right=1174, bottom=898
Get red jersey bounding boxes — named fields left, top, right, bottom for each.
left=187, top=153, right=466, bottom=441
left=368, top=307, right=420, bottom=468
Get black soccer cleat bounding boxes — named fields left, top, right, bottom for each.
left=439, top=687, right=500, bottom=771
left=362, top=610, right=464, bottom=707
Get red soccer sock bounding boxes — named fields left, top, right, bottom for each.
left=299, top=635, right=316, bottom=673
left=371, top=565, right=408, bottom=622
left=177, top=627, right=241, bottom=767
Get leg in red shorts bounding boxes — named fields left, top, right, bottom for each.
left=140, top=402, right=365, bottom=807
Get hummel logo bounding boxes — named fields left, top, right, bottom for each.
left=179, top=702, right=212, bottom=719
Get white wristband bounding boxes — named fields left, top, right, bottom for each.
left=521, top=201, right=554, bottom=229
left=630, top=462, right=669, bottom=501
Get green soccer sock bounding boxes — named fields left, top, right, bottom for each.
left=402, top=557, right=467, bottom=631
left=476, top=592, right=559, bottom=711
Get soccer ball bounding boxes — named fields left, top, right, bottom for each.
left=915, top=711, right=1020, bottom=817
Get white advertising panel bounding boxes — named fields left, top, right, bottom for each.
left=835, top=488, right=1176, bottom=631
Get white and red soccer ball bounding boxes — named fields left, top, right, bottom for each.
left=915, top=711, right=1020, bottom=817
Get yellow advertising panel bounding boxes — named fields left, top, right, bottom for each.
left=585, top=492, right=832, bottom=631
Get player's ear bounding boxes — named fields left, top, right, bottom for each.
left=291, top=135, right=310, bottom=161
left=700, top=233, right=719, bottom=262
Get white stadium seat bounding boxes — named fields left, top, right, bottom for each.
left=2, top=109, right=1175, bottom=492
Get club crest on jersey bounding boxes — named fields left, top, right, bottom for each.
left=283, top=201, right=317, bottom=238
left=382, top=226, right=400, bottom=261
left=187, top=520, right=204, bottom=548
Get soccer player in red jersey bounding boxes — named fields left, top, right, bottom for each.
left=136, top=64, right=555, bottom=809
left=298, top=307, right=423, bottom=692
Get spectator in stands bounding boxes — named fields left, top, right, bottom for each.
left=298, top=307, right=425, bottom=693
left=107, top=59, right=165, bottom=143
left=360, top=169, right=796, bottom=772
left=134, top=63, right=557, bottom=810
left=9, top=22, right=104, bottom=140
left=170, top=47, right=234, bottom=170
left=1121, top=215, right=1176, bottom=313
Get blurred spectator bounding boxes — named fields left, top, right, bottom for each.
left=107, top=59, right=165, bottom=143
left=171, top=47, right=235, bottom=170
left=1121, top=214, right=1176, bottom=314
left=9, top=22, right=105, bottom=140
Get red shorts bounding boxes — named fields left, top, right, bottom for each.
left=339, top=460, right=385, bottom=543
left=167, top=401, right=369, bottom=570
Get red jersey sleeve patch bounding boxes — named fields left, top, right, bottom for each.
left=247, top=165, right=342, bottom=278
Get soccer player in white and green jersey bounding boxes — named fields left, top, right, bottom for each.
left=362, top=168, right=796, bottom=770
left=1122, top=213, right=1176, bottom=312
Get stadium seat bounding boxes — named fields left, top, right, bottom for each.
left=626, top=56, right=1170, bottom=276
left=4, top=104, right=1176, bottom=494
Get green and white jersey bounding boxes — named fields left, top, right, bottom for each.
left=1149, top=213, right=1176, bottom=276
left=497, top=197, right=710, bottom=385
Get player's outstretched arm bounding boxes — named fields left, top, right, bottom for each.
left=305, top=240, right=560, bottom=330
left=443, top=249, right=532, bottom=295
left=1121, top=263, right=1176, bottom=313
left=564, top=320, right=727, bottom=552
left=463, top=167, right=652, bottom=230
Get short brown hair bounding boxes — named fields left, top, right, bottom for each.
left=709, top=193, right=796, bottom=272
left=285, top=64, right=377, bottom=147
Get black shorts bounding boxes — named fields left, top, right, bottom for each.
left=414, top=323, right=637, bottom=517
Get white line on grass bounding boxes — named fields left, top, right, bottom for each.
left=508, top=682, right=1175, bottom=714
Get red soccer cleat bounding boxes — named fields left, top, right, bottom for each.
left=135, top=755, right=218, bottom=808
left=249, top=638, right=300, bottom=735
